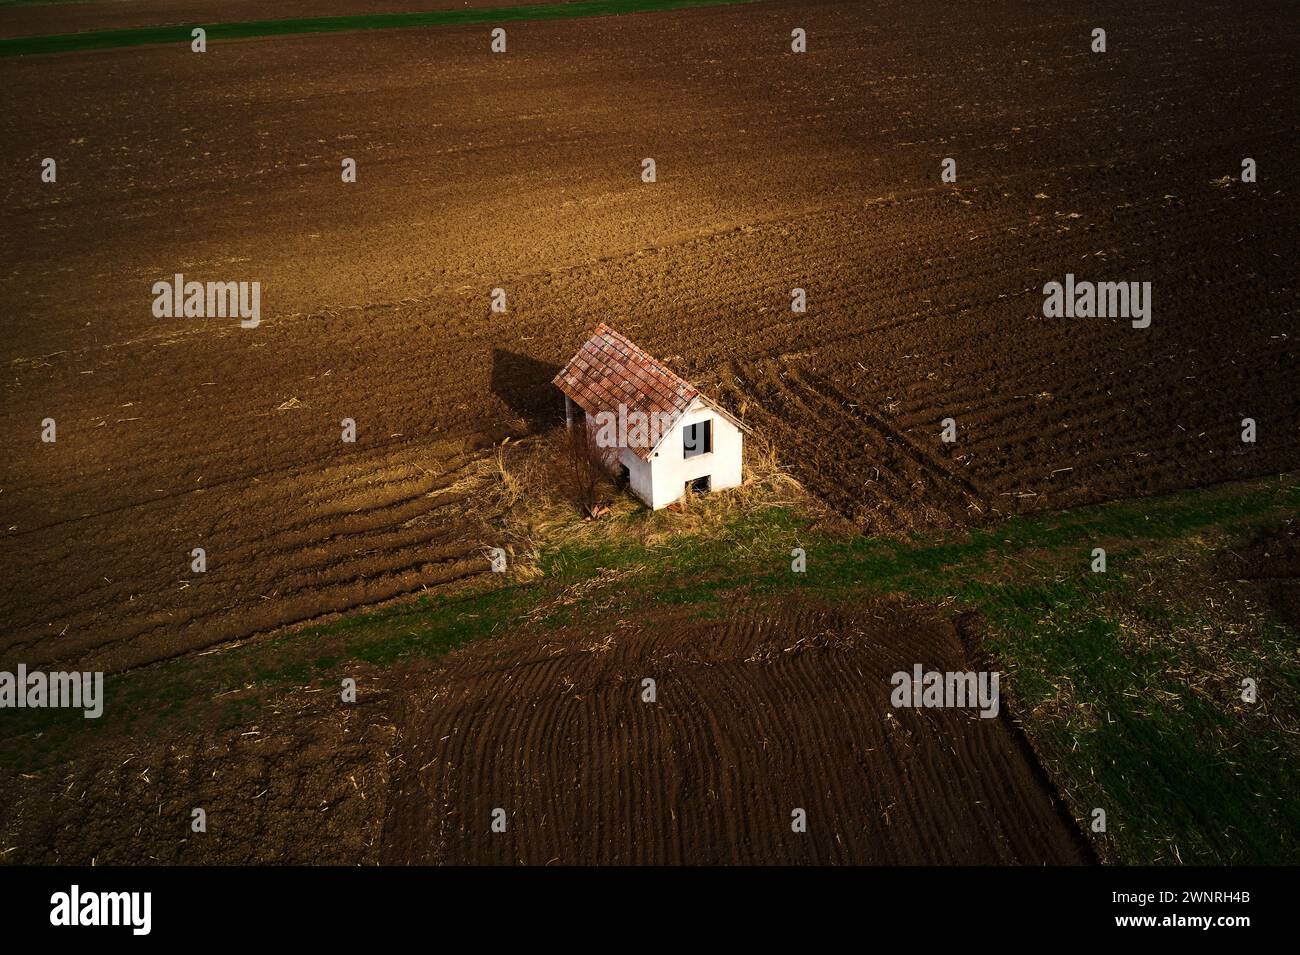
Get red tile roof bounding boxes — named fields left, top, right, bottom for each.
left=552, top=324, right=700, bottom=459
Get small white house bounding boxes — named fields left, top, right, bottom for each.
left=553, top=324, right=749, bottom=510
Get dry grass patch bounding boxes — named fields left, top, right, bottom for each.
left=476, top=426, right=816, bottom=578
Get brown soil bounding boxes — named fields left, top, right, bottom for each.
left=0, top=0, right=1292, bottom=865
left=0, top=599, right=1092, bottom=864
left=1224, top=520, right=1300, bottom=630
left=2, top=0, right=1295, bottom=674
left=0, top=0, right=566, bottom=40
left=0, top=661, right=401, bottom=864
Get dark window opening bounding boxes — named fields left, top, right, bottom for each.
left=687, top=475, right=711, bottom=496
left=683, top=419, right=712, bottom=458
left=617, top=463, right=630, bottom=488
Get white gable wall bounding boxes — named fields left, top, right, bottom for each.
left=644, top=398, right=743, bottom=509
left=580, top=396, right=744, bottom=510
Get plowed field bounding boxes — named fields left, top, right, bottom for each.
left=381, top=602, right=1090, bottom=864
left=3, top=0, right=1295, bottom=672
left=1, top=601, right=1091, bottom=864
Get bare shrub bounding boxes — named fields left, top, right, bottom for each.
left=564, top=419, right=619, bottom=516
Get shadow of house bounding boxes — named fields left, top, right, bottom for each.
left=490, top=348, right=563, bottom=431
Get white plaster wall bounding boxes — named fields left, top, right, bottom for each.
left=645, top=399, right=744, bottom=509
left=619, top=445, right=655, bottom=506
left=577, top=398, right=743, bottom=509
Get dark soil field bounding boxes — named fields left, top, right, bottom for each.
left=2, top=0, right=1295, bottom=674
left=0, top=0, right=1296, bottom=865
left=0, top=0, right=578, bottom=41
left=381, top=602, right=1090, bottom=864
left=1, top=599, right=1090, bottom=864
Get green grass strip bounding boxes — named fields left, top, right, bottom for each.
left=0, top=0, right=755, bottom=57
